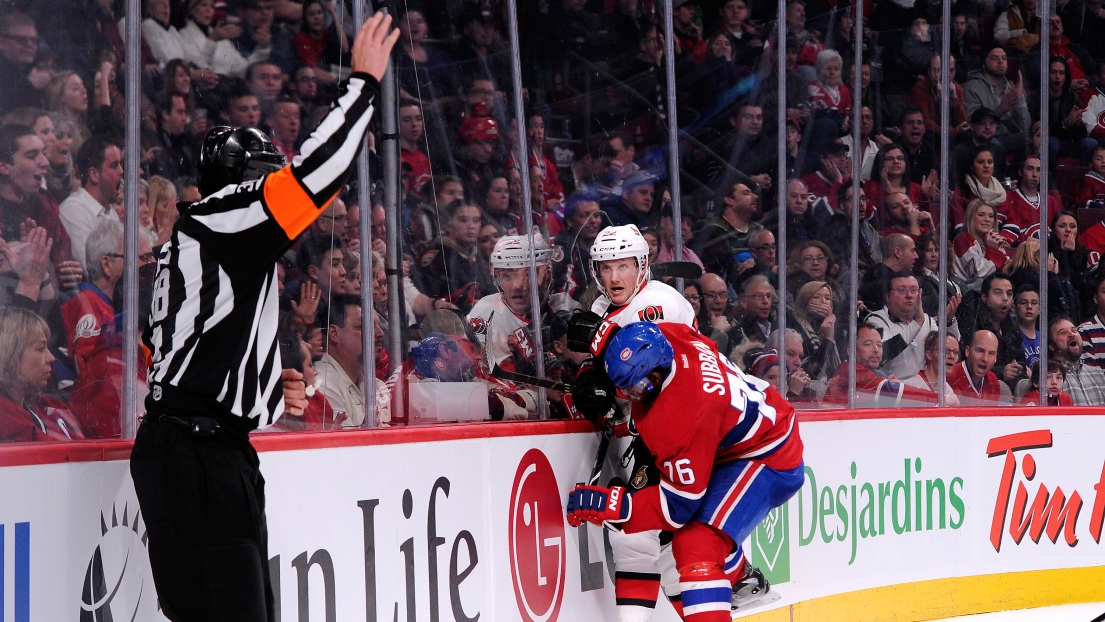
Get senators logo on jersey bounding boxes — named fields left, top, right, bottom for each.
left=637, top=305, right=664, bottom=322
left=469, top=316, right=487, bottom=335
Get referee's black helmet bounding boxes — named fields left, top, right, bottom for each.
left=197, top=126, right=286, bottom=197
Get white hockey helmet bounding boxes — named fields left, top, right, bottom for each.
left=489, top=234, right=553, bottom=270
left=590, top=224, right=651, bottom=299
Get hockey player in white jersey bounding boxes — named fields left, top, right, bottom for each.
left=567, top=224, right=697, bottom=622
left=467, top=234, right=577, bottom=375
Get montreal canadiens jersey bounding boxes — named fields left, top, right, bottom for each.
left=468, top=292, right=577, bottom=370
left=589, top=280, right=698, bottom=356
left=622, top=323, right=803, bottom=533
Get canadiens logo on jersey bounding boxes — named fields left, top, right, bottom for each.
left=74, top=314, right=102, bottom=339
left=637, top=305, right=664, bottom=322
left=469, top=316, right=487, bottom=335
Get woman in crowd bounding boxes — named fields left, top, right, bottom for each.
left=642, top=227, right=661, bottom=266
left=1005, top=237, right=1078, bottom=320
left=412, top=199, right=493, bottom=314
left=807, top=49, right=851, bottom=140
left=953, top=199, right=1010, bottom=292
left=142, top=0, right=185, bottom=65
left=45, top=67, right=116, bottom=152
left=477, top=221, right=503, bottom=266
left=46, top=114, right=78, bottom=201
left=0, top=308, right=83, bottom=442
left=864, top=144, right=924, bottom=224
left=952, top=145, right=1006, bottom=235
left=902, top=332, right=961, bottom=406
left=1047, top=210, right=1094, bottom=316
left=394, top=8, right=456, bottom=103
left=785, top=240, right=844, bottom=305
left=686, top=33, right=746, bottom=115
left=914, top=230, right=964, bottom=317
left=787, top=281, right=840, bottom=398
left=480, top=172, right=517, bottom=235
left=178, top=0, right=251, bottom=79
left=294, top=0, right=351, bottom=86
left=148, top=175, right=178, bottom=247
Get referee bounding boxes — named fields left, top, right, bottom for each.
left=129, top=14, right=398, bottom=622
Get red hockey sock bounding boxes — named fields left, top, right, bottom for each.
left=615, top=570, right=660, bottom=609
left=673, top=523, right=735, bottom=622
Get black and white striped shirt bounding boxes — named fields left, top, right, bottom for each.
left=144, top=73, right=379, bottom=430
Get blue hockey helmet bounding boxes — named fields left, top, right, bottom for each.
left=603, top=322, right=674, bottom=400
left=412, top=333, right=476, bottom=382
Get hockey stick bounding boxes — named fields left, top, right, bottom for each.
left=587, top=416, right=614, bottom=486
left=491, top=368, right=570, bottom=392
left=650, top=261, right=703, bottom=280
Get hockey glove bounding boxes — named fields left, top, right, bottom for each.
left=609, top=408, right=638, bottom=438
left=573, top=360, right=617, bottom=421
left=566, top=310, right=603, bottom=353
left=566, top=484, right=631, bottom=529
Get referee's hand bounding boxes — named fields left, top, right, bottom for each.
left=282, top=369, right=308, bottom=416
left=351, top=12, right=400, bottom=82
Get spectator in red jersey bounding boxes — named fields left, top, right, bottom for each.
left=293, top=0, right=350, bottom=85
left=1019, top=360, right=1074, bottom=406
left=786, top=0, right=823, bottom=84
left=953, top=199, right=1010, bottom=292
left=861, top=143, right=923, bottom=226
left=672, top=0, right=706, bottom=63
left=523, top=112, right=564, bottom=210
left=909, top=54, right=970, bottom=140
left=999, top=156, right=1061, bottom=246
left=61, top=220, right=154, bottom=438
left=0, top=307, right=84, bottom=442
left=881, top=191, right=935, bottom=240
left=1075, top=144, right=1105, bottom=208
left=398, top=100, right=430, bottom=193
left=801, top=138, right=849, bottom=226
left=948, top=329, right=1007, bottom=404
left=807, top=49, right=851, bottom=139
left=824, top=322, right=938, bottom=407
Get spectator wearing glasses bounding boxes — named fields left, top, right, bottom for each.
left=786, top=239, right=844, bottom=305
left=61, top=220, right=155, bottom=439
left=902, top=332, right=962, bottom=405
left=698, top=272, right=739, bottom=350
left=683, top=279, right=726, bottom=350
left=863, top=143, right=926, bottom=227
left=0, top=13, right=44, bottom=112
left=868, top=272, right=960, bottom=379
left=858, top=232, right=917, bottom=312
left=731, top=274, right=777, bottom=348
left=731, top=228, right=776, bottom=292
left=787, top=281, right=839, bottom=398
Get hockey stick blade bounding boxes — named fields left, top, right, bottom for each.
left=651, top=261, right=703, bottom=280
left=491, top=368, right=570, bottom=392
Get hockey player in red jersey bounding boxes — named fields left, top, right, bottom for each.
left=567, top=322, right=804, bottom=621
left=566, top=224, right=699, bottom=621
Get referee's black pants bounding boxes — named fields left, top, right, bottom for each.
left=130, top=414, right=275, bottom=622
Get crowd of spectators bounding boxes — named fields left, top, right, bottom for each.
left=3, top=0, right=1105, bottom=442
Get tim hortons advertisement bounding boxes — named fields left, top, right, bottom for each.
left=0, top=415, right=1103, bottom=620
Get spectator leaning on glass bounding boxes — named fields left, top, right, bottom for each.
left=129, top=15, right=398, bottom=622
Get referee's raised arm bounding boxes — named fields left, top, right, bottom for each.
left=261, top=13, right=400, bottom=242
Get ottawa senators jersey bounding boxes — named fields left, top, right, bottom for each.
left=588, top=280, right=698, bottom=357
left=622, top=323, right=803, bottom=533
left=467, top=292, right=578, bottom=371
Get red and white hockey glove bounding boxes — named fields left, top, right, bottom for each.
left=566, top=484, right=631, bottom=529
